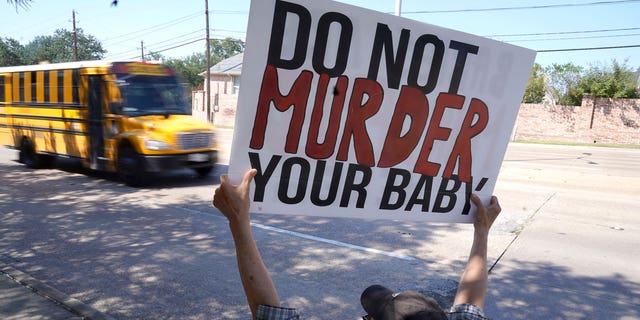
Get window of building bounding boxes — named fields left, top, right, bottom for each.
left=233, top=75, right=240, bottom=95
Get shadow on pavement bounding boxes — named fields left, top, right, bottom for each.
left=486, top=260, right=640, bottom=319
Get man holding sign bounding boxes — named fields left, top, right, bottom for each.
left=215, top=0, right=533, bottom=318
left=213, top=169, right=501, bottom=319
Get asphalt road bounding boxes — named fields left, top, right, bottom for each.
left=0, top=137, right=638, bottom=319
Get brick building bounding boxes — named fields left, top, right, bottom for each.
left=192, top=53, right=243, bottom=127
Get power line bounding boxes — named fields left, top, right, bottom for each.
left=149, top=38, right=205, bottom=55
left=403, top=0, right=640, bottom=14
left=536, top=44, right=640, bottom=52
left=506, top=32, right=640, bottom=42
left=101, top=11, right=201, bottom=45
left=486, top=26, right=640, bottom=37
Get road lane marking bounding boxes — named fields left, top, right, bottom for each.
left=176, top=206, right=417, bottom=261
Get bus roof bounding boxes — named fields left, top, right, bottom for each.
left=0, top=60, right=155, bottom=73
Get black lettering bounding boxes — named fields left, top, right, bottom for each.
left=278, top=157, right=311, bottom=204
left=340, top=163, right=371, bottom=208
left=310, top=161, right=344, bottom=206
left=312, top=12, right=353, bottom=77
left=461, top=177, right=489, bottom=215
left=408, top=34, right=444, bottom=94
left=267, top=0, right=312, bottom=69
left=367, top=23, right=410, bottom=89
left=448, top=40, right=479, bottom=94
left=379, top=168, right=411, bottom=210
left=432, top=175, right=461, bottom=213
left=249, top=152, right=282, bottom=202
left=405, top=175, right=434, bottom=212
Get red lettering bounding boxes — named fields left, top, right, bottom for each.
left=414, top=93, right=465, bottom=176
left=250, top=65, right=313, bottom=153
left=443, top=98, right=488, bottom=182
left=305, top=74, right=349, bottom=159
left=378, top=86, right=429, bottom=167
left=336, top=78, right=383, bottom=167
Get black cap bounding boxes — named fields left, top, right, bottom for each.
left=360, top=285, right=447, bottom=320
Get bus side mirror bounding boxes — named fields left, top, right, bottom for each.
left=110, top=102, right=123, bottom=114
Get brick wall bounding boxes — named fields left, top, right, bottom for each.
left=192, top=75, right=239, bottom=127
left=513, top=96, right=640, bottom=145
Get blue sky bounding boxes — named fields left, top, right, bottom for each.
left=2, top=0, right=639, bottom=69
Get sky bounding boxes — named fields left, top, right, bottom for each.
left=2, top=0, right=639, bottom=69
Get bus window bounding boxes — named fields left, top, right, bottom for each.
left=115, top=75, right=190, bottom=116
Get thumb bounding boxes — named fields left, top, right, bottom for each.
left=242, top=168, right=257, bottom=186
left=220, top=174, right=229, bottom=186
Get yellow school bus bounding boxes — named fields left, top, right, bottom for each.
left=0, top=60, right=217, bottom=186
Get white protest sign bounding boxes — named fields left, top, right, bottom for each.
left=228, top=0, right=536, bottom=222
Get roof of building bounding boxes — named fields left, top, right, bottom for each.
left=201, top=53, right=243, bottom=76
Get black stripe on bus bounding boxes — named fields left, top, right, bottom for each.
left=19, top=72, right=25, bottom=102
left=5, top=124, right=86, bottom=136
left=10, top=101, right=85, bottom=109
left=44, top=71, right=50, bottom=102
left=30, top=71, right=36, bottom=102
left=4, top=113, right=88, bottom=124
left=72, top=69, right=79, bottom=104
left=57, top=70, right=64, bottom=103
left=0, top=75, right=5, bottom=102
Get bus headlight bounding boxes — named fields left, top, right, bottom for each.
left=145, top=139, right=171, bottom=150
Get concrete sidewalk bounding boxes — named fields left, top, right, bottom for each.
left=0, top=261, right=114, bottom=320
left=482, top=144, right=640, bottom=319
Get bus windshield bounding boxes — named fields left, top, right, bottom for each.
left=116, top=74, right=190, bottom=116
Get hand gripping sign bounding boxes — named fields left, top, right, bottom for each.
left=228, top=0, right=536, bottom=222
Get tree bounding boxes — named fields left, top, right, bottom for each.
left=164, top=52, right=207, bottom=88
left=152, top=37, right=245, bottom=91
left=209, top=37, right=245, bottom=66
left=544, top=63, right=583, bottom=105
left=522, top=63, right=545, bottom=103
left=6, top=0, right=32, bottom=10
left=23, top=28, right=105, bottom=64
left=0, top=37, right=26, bottom=66
left=563, top=60, right=639, bottom=105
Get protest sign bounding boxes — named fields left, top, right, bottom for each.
left=228, top=0, right=536, bottom=222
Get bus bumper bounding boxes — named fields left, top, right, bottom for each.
left=141, top=151, right=218, bottom=172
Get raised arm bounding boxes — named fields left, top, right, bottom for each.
left=452, top=194, right=501, bottom=309
left=213, top=169, right=280, bottom=319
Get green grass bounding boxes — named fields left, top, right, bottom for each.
left=512, top=139, right=640, bottom=149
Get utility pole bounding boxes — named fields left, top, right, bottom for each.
left=140, top=41, right=145, bottom=61
left=395, top=0, right=402, bottom=16
left=205, top=0, right=212, bottom=123
left=72, top=10, right=78, bottom=61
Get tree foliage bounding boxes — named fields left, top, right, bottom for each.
left=544, top=63, right=583, bottom=105
left=164, top=52, right=207, bottom=88
left=6, top=0, right=32, bottom=10
left=523, top=63, right=545, bottom=103
left=543, top=60, right=639, bottom=106
left=0, top=37, right=26, bottom=66
left=156, top=37, right=245, bottom=90
left=209, top=38, right=245, bottom=66
left=23, top=28, right=105, bottom=64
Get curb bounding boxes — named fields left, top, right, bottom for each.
left=0, top=260, right=117, bottom=320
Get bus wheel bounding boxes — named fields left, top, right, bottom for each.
left=117, top=146, right=145, bottom=187
left=194, top=165, right=213, bottom=178
left=20, top=138, right=44, bottom=169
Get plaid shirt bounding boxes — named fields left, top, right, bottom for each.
left=448, top=303, right=489, bottom=320
left=257, top=305, right=300, bottom=320
left=257, top=303, right=488, bottom=320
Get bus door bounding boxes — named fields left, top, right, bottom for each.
left=88, top=75, right=106, bottom=171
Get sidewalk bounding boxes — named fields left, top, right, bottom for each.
left=0, top=261, right=114, bottom=320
